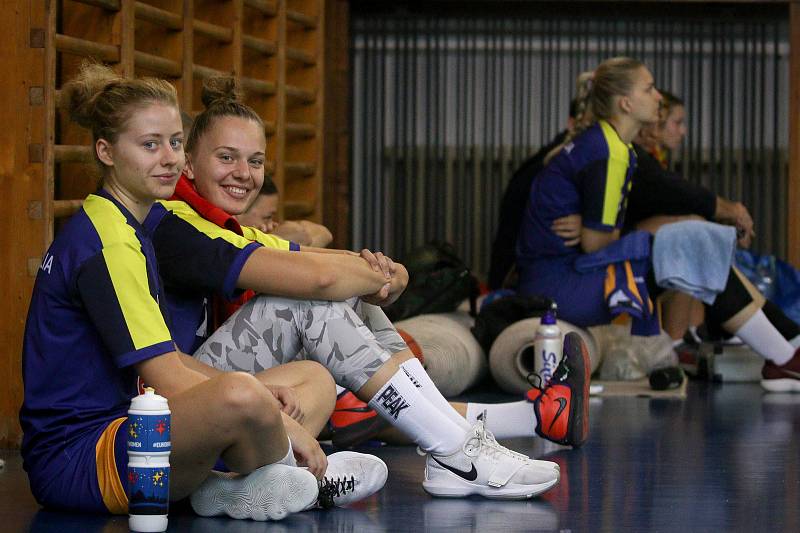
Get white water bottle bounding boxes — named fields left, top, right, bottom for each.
left=128, top=388, right=171, bottom=532
left=534, top=303, right=563, bottom=385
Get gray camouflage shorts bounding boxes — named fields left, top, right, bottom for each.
left=193, top=296, right=408, bottom=391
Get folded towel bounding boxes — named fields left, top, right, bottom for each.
left=652, top=221, right=737, bottom=305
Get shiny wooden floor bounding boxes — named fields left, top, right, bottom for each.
left=2, top=382, right=799, bottom=532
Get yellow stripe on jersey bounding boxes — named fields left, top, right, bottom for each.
left=84, top=195, right=172, bottom=350
left=240, top=225, right=292, bottom=250
left=599, top=120, right=633, bottom=227
left=159, top=200, right=290, bottom=251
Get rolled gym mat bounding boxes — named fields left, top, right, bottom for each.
left=394, top=313, right=486, bottom=397
left=439, top=310, right=475, bottom=330
left=489, top=318, right=598, bottom=394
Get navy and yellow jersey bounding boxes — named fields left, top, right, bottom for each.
left=150, top=200, right=280, bottom=352
left=20, top=190, right=174, bottom=498
left=158, top=199, right=296, bottom=252
left=517, top=120, right=637, bottom=262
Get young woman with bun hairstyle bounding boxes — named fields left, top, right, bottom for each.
left=517, top=57, right=800, bottom=392
left=152, top=76, right=592, bottom=500
left=19, top=62, right=390, bottom=521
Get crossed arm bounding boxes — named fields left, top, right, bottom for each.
left=238, top=245, right=408, bottom=305
left=551, top=196, right=754, bottom=252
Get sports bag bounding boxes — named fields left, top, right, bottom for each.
left=384, top=241, right=479, bottom=322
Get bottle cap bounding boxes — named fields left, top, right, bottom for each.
left=540, top=302, right=558, bottom=325
left=130, top=388, right=169, bottom=413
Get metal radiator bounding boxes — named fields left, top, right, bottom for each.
left=351, top=10, right=789, bottom=278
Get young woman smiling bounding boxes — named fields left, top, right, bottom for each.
left=154, top=77, right=592, bottom=500
left=20, top=63, right=388, bottom=522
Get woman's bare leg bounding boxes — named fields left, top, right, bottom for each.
left=660, top=291, right=695, bottom=340
left=638, top=215, right=706, bottom=340
left=168, top=372, right=290, bottom=500
left=355, top=350, right=414, bottom=400
left=255, top=360, right=336, bottom=436
left=690, top=299, right=705, bottom=329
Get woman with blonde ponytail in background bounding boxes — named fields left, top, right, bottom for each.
left=517, top=57, right=800, bottom=393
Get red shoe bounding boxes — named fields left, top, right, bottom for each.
left=761, top=348, right=800, bottom=392
left=526, top=332, right=590, bottom=447
left=328, top=391, right=390, bottom=449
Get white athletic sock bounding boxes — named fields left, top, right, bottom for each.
left=735, top=309, right=795, bottom=365
left=275, top=437, right=297, bottom=467
left=400, top=358, right=471, bottom=431
left=368, top=368, right=466, bottom=455
left=790, top=335, right=800, bottom=350
left=465, top=401, right=537, bottom=439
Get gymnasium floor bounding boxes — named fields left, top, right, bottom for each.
left=1, top=381, right=798, bottom=532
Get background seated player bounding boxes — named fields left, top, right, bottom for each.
left=236, top=177, right=334, bottom=248
left=551, top=89, right=765, bottom=350
left=517, top=57, right=800, bottom=393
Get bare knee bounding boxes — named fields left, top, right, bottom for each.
left=297, top=361, right=336, bottom=412
left=217, top=372, right=282, bottom=430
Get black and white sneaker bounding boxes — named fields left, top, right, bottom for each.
left=316, top=451, right=388, bottom=508
left=422, top=417, right=560, bottom=500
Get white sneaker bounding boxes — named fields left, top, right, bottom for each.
left=190, top=463, right=319, bottom=521
left=423, top=418, right=560, bottom=500
left=316, top=451, right=388, bottom=508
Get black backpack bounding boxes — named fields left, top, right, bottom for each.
left=384, top=241, right=479, bottom=322
left=470, top=294, right=554, bottom=352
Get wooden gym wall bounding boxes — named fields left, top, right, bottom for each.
left=1, top=0, right=338, bottom=448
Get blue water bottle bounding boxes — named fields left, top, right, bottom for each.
left=127, top=387, right=171, bottom=532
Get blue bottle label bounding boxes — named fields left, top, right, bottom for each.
left=539, top=348, right=559, bottom=383
left=127, top=414, right=171, bottom=454
left=128, top=465, right=170, bottom=515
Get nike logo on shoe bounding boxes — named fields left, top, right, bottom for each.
left=548, top=397, right=568, bottom=432
left=430, top=456, right=478, bottom=481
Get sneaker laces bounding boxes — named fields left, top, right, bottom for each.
left=527, top=356, right=570, bottom=390
left=463, top=412, right=530, bottom=464
left=317, top=475, right=356, bottom=509
left=526, top=372, right=544, bottom=390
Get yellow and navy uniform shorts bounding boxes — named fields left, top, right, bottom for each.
left=29, top=417, right=129, bottom=514
left=96, top=416, right=129, bottom=514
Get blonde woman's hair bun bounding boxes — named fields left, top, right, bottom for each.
left=60, top=61, right=121, bottom=129
left=201, top=76, right=243, bottom=108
